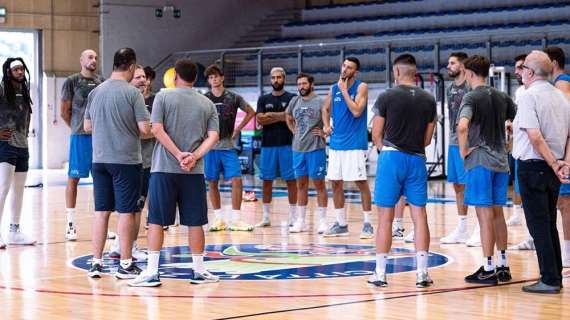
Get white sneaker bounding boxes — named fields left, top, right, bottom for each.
left=108, top=238, right=121, bottom=259
left=465, top=228, right=481, bottom=247
left=65, top=223, right=78, bottom=241
left=132, top=243, right=148, bottom=262
left=128, top=270, right=161, bottom=287
left=440, top=227, right=468, bottom=244
left=404, top=230, right=415, bottom=243
left=317, top=220, right=328, bottom=234
left=255, top=218, right=271, bottom=228
left=190, top=270, right=220, bottom=284
left=7, top=231, right=36, bottom=245
left=289, top=220, right=309, bottom=233
left=107, top=230, right=117, bottom=240
left=508, top=238, right=535, bottom=250
left=506, top=213, right=522, bottom=226
left=0, top=234, right=5, bottom=249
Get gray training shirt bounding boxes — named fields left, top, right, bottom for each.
left=61, top=73, right=104, bottom=135
left=151, top=87, right=219, bottom=175
left=84, top=79, right=150, bottom=164
left=286, top=95, right=326, bottom=152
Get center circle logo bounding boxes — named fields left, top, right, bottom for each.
left=70, top=244, right=449, bottom=280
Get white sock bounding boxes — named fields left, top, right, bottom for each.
left=262, top=203, right=270, bottom=220
left=213, top=209, right=223, bottom=221
left=363, top=211, right=371, bottom=224
left=483, top=256, right=494, bottom=272
left=394, top=217, right=403, bottom=229
left=120, top=258, right=132, bottom=269
left=335, top=207, right=347, bottom=226
left=564, top=240, right=570, bottom=259
left=146, top=251, right=160, bottom=274
left=317, top=207, right=327, bottom=222
left=66, top=208, right=76, bottom=225
left=289, top=204, right=297, bottom=222
left=458, top=216, right=467, bottom=232
left=231, top=209, right=240, bottom=223
left=192, top=254, right=205, bottom=273
left=497, top=250, right=508, bottom=267
left=9, top=171, right=26, bottom=226
left=0, top=163, right=15, bottom=225
left=297, top=206, right=307, bottom=224
left=376, top=253, right=388, bottom=274
left=92, top=258, right=102, bottom=266
left=416, top=251, right=428, bottom=273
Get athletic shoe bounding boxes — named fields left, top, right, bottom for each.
left=404, top=230, right=415, bottom=243
left=465, top=229, right=481, bottom=247
left=108, top=237, right=120, bottom=259
left=208, top=219, right=227, bottom=232
left=132, top=244, right=148, bottom=262
left=440, top=227, right=468, bottom=244
left=243, top=191, right=257, bottom=202
left=0, top=234, right=6, bottom=249
left=508, top=238, right=535, bottom=250
left=88, top=263, right=103, bottom=279
left=522, top=280, right=561, bottom=294
left=360, top=222, right=374, bottom=239
left=228, top=220, right=254, bottom=232
left=163, top=226, right=169, bottom=231
left=317, top=220, right=328, bottom=234
left=496, top=266, right=512, bottom=282
left=465, top=266, right=498, bottom=285
left=392, top=226, right=405, bottom=239
left=562, top=257, right=570, bottom=268
left=255, top=218, right=271, bottom=228
left=115, top=263, right=142, bottom=280
left=506, top=213, right=522, bottom=226
left=128, top=271, right=161, bottom=287
left=367, top=271, right=388, bottom=287
left=7, top=231, right=36, bottom=245
left=323, top=222, right=349, bottom=237
left=416, top=271, right=434, bottom=288
left=189, top=270, right=220, bottom=284
left=65, top=223, right=77, bottom=241
left=107, top=230, right=117, bottom=240
left=289, top=220, right=309, bottom=233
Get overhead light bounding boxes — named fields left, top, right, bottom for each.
left=155, top=5, right=180, bottom=19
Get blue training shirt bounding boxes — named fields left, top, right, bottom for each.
left=555, top=73, right=570, bottom=84
left=330, top=80, right=368, bottom=150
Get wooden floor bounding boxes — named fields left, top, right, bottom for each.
left=0, top=170, right=568, bottom=320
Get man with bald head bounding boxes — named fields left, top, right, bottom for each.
left=61, top=49, right=104, bottom=241
left=513, top=50, right=570, bottom=293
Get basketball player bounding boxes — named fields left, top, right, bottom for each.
left=84, top=48, right=151, bottom=279
left=255, top=67, right=297, bottom=228
left=458, top=55, right=515, bottom=285
left=0, top=57, right=36, bottom=248
left=204, top=64, right=256, bottom=232
left=368, top=54, right=436, bottom=288
left=322, top=57, right=373, bottom=239
left=60, top=50, right=104, bottom=241
left=285, top=72, right=328, bottom=233
left=129, top=59, right=220, bottom=287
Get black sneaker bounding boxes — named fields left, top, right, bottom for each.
left=465, top=266, right=498, bottom=285
left=88, top=263, right=103, bottom=279
left=115, top=263, right=142, bottom=280
left=496, top=266, right=512, bottom=282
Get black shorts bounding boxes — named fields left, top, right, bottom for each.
left=0, top=141, right=29, bottom=172
left=148, top=172, right=208, bottom=227
left=92, top=163, right=142, bottom=213
left=137, top=167, right=151, bottom=211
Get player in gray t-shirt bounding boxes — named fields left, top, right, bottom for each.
left=129, top=59, right=220, bottom=287
left=83, top=48, right=151, bottom=280
left=285, top=73, right=328, bottom=234
left=60, top=49, right=105, bottom=242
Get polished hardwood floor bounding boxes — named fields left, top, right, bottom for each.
left=0, top=170, right=568, bottom=319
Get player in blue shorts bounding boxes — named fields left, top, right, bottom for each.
left=368, top=54, right=437, bottom=288
left=203, top=65, right=256, bottom=232
left=458, top=55, right=516, bottom=285
left=60, top=49, right=104, bottom=241
left=545, top=46, right=570, bottom=267
left=255, top=67, right=298, bottom=228
left=285, top=73, right=328, bottom=233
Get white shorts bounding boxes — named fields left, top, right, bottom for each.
left=326, top=149, right=367, bottom=181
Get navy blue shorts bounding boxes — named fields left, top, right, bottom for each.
left=148, top=173, right=208, bottom=227
left=0, top=141, right=29, bottom=172
left=92, top=163, right=142, bottom=213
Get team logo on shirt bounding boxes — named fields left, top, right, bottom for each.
left=70, top=243, right=448, bottom=281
